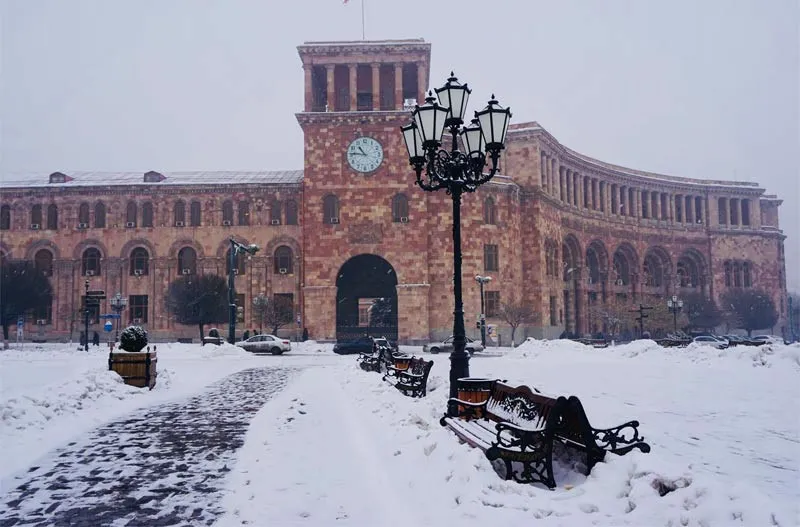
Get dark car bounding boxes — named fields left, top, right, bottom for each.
left=333, top=336, right=375, bottom=355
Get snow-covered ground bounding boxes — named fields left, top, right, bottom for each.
left=2, top=339, right=798, bottom=525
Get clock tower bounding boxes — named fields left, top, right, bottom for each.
left=296, top=39, right=433, bottom=343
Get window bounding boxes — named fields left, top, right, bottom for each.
left=31, top=204, right=42, bottom=227
left=270, top=200, right=281, bottom=224
left=742, top=261, right=752, bottom=287
left=274, top=246, right=293, bottom=274
left=392, top=194, right=409, bottom=222
left=238, top=201, right=250, bottom=226
left=323, top=195, right=339, bottom=224
left=358, top=298, right=373, bottom=326
left=78, top=203, right=90, bottom=225
left=174, top=200, right=186, bottom=226
left=35, top=249, right=54, bottom=277
left=82, top=248, right=102, bottom=276
left=741, top=199, right=751, bottom=226
left=483, top=197, right=496, bottom=225
left=226, top=248, right=246, bottom=276
left=733, top=261, right=742, bottom=287
left=34, top=294, right=53, bottom=324
left=236, top=293, right=245, bottom=324
left=484, top=244, right=499, bottom=272
left=81, top=296, right=100, bottom=324
left=129, top=295, right=148, bottom=324
left=94, top=202, right=107, bottom=228
left=177, top=247, right=197, bottom=275
left=550, top=296, right=557, bottom=326
left=126, top=202, right=137, bottom=227
left=724, top=261, right=732, bottom=287
left=1, top=205, right=10, bottom=230
left=222, top=200, right=234, bottom=224
left=485, top=291, right=500, bottom=318
left=46, top=204, right=58, bottom=230
left=275, top=293, right=294, bottom=320
left=141, top=202, right=153, bottom=228
left=285, top=199, right=298, bottom=225
left=190, top=201, right=202, bottom=227
left=130, top=247, right=149, bottom=276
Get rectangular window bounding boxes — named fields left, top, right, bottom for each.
left=485, top=291, right=500, bottom=318
left=129, top=295, right=149, bottom=323
left=484, top=244, right=499, bottom=272
left=358, top=298, right=374, bottom=326
left=34, top=295, right=53, bottom=324
left=236, top=293, right=246, bottom=324
left=549, top=296, right=557, bottom=326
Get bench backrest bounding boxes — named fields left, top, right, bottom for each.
left=485, top=383, right=561, bottom=430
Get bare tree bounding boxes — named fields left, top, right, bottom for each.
left=497, top=302, right=537, bottom=346
left=252, top=294, right=294, bottom=336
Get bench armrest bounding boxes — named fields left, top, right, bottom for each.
left=496, top=420, right=545, bottom=434
left=494, top=422, right=547, bottom=452
left=590, top=420, right=651, bottom=454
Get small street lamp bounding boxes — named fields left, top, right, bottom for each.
left=228, top=237, right=260, bottom=344
left=401, top=73, right=511, bottom=417
left=475, top=275, right=492, bottom=346
left=667, top=295, right=683, bottom=334
left=109, top=293, right=128, bottom=342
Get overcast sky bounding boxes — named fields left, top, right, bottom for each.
left=2, top=0, right=798, bottom=290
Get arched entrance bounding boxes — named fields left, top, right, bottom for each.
left=335, top=254, right=398, bottom=342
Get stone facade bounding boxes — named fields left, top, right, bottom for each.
left=0, top=39, right=789, bottom=342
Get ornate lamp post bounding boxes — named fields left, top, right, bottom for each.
left=401, top=73, right=511, bottom=417
left=109, top=293, right=128, bottom=342
left=474, top=275, right=492, bottom=346
left=667, top=295, right=683, bottom=333
left=228, top=237, right=260, bottom=344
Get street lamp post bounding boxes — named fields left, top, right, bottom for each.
left=667, top=295, right=683, bottom=334
left=109, top=293, right=128, bottom=342
left=475, top=275, right=492, bottom=347
left=401, top=73, right=511, bottom=417
left=228, top=237, right=260, bottom=344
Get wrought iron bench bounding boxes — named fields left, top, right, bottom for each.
left=358, top=343, right=404, bottom=373
left=440, top=380, right=650, bottom=488
left=385, top=357, right=433, bottom=398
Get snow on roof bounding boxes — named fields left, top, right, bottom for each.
left=1, top=170, right=304, bottom=189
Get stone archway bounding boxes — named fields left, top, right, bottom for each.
left=335, top=254, right=398, bottom=343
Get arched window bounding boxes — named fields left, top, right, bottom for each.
left=586, top=248, right=601, bottom=284
left=391, top=194, right=409, bottom=222
left=285, top=199, right=298, bottom=225
left=177, top=247, right=197, bottom=275
left=130, top=248, right=149, bottom=276
left=35, top=249, right=54, bottom=277
left=643, top=254, right=665, bottom=288
left=274, top=246, right=293, bottom=274
left=174, top=200, right=186, bottom=226
left=225, top=247, right=246, bottom=276
left=126, top=202, right=137, bottom=227
left=222, top=200, right=234, bottom=225
left=733, top=261, right=742, bottom=287
left=78, top=203, right=90, bottom=226
left=0, top=205, right=10, bottom=230
left=141, top=202, right=154, bottom=228
left=724, top=261, right=732, bottom=287
left=613, top=253, right=630, bottom=286
left=190, top=201, right=202, bottom=227
left=46, top=204, right=58, bottom=230
left=483, top=197, right=496, bottom=225
left=94, top=202, right=106, bottom=228
left=31, top=204, right=43, bottom=228
left=238, top=201, right=250, bottom=226
left=82, top=248, right=102, bottom=276
left=742, top=261, right=752, bottom=288
left=323, top=195, right=339, bottom=224
left=270, top=200, right=281, bottom=224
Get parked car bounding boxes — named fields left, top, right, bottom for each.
left=333, top=336, right=375, bottom=355
left=203, top=328, right=224, bottom=346
left=235, top=334, right=292, bottom=355
left=692, top=335, right=728, bottom=349
left=751, top=335, right=784, bottom=345
left=423, top=335, right=484, bottom=355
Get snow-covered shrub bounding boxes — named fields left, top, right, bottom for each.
left=119, top=325, right=148, bottom=353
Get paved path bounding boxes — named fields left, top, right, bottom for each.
left=0, top=367, right=291, bottom=527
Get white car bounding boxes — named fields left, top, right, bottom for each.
left=235, top=334, right=292, bottom=355
left=692, top=335, right=728, bottom=349
left=751, top=335, right=784, bottom=345
left=423, top=335, right=484, bottom=355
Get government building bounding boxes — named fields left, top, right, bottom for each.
left=0, top=39, right=789, bottom=343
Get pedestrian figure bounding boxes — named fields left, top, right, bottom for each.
left=92, top=332, right=100, bottom=347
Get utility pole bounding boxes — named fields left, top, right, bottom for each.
left=630, top=303, right=654, bottom=338
left=83, top=280, right=90, bottom=351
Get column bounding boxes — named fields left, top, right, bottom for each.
left=303, top=65, right=313, bottom=112
left=604, top=183, right=611, bottom=216
left=326, top=65, right=335, bottom=112
left=592, top=179, right=598, bottom=210
left=559, top=167, right=566, bottom=202
left=348, top=64, right=357, bottom=111
left=669, top=194, right=675, bottom=223
left=724, top=197, right=731, bottom=226
left=577, top=175, right=584, bottom=208
left=394, top=63, right=404, bottom=110
left=635, top=189, right=641, bottom=218
left=417, top=62, right=426, bottom=104
left=371, top=63, right=381, bottom=111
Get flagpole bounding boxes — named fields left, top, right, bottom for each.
left=361, top=0, right=365, bottom=40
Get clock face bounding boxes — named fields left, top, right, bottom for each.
left=346, top=137, right=384, bottom=173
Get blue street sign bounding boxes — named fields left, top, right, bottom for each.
left=17, top=317, right=24, bottom=328
left=104, top=321, right=113, bottom=332
left=99, top=313, right=121, bottom=319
